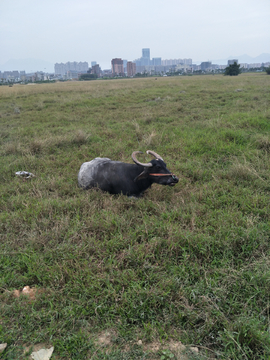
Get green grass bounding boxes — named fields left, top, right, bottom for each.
left=0, top=74, right=270, bottom=359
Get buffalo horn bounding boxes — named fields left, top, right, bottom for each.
left=132, top=151, right=153, bottom=167
left=146, top=150, right=164, bottom=161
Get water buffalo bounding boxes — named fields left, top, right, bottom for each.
left=78, top=150, right=179, bottom=197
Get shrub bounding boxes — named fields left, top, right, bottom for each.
left=224, top=62, right=241, bottom=76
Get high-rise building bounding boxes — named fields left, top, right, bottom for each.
left=152, top=57, right=161, bottom=66
left=134, top=58, right=141, bottom=67
left=141, top=48, right=150, bottom=66
left=54, top=61, right=88, bottom=75
left=142, top=48, right=150, bottom=59
left=228, top=59, right=238, bottom=65
left=54, top=63, right=66, bottom=75
left=111, top=58, right=124, bottom=76
left=127, top=62, right=136, bottom=77
left=91, top=61, right=97, bottom=67
left=92, top=64, right=102, bottom=77
left=161, top=58, right=192, bottom=66
left=183, top=58, right=192, bottom=65
left=201, top=61, right=212, bottom=70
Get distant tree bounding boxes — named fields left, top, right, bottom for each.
left=80, top=74, right=98, bottom=81
left=266, top=66, right=270, bottom=75
left=135, top=72, right=148, bottom=77
left=224, top=62, right=241, bottom=76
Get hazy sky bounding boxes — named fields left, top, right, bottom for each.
left=1, top=0, right=270, bottom=69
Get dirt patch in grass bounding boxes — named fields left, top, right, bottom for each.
left=96, top=330, right=116, bottom=347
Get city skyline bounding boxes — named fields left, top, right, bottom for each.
left=2, top=52, right=269, bottom=83
left=1, top=0, right=269, bottom=72
left=1, top=51, right=270, bottom=74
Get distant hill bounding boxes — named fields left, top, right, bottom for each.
left=194, top=53, right=270, bottom=65
left=0, top=58, right=54, bottom=73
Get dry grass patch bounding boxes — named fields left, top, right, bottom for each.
left=142, top=130, right=158, bottom=146
left=29, top=139, right=43, bottom=154
left=226, top=156, right=267, bottom=182
left=4, top=132, right=90, bottom=156
left=227, top=162, right=257, bottom=181
left=72, top=129, right=91, bottom=145
left=254, top=134, right=270, bottom=152
left=3, top=141, right=21, bottom=155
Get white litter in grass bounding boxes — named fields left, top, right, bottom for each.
left=15, top=171, right=35, bottom=178
left=31, top=347, right=54, bottom=360
left=0, top=343, right=7, bottom=353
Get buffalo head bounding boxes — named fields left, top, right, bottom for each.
left=132, top=150, right=179, bottom=186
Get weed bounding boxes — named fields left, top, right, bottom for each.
left=72, top=129, right=90, bottom=145
left=160, top=349, right=175, bottom=359
left=254, top=134, right=270, bottom=152
left=3, top=141, right=20, bottom=155
left=29, top=139, right=43, bottom=154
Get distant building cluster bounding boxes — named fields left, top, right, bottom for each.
left=0, top=70, right=54, bottom=83
left=134, top=48, right=161, bottom=66
left=191, top=58, right=270, bottom=72
left=161, top=58, right=192, bottom=66
left=54, top=61, right=88, bottom=76
left=132, top=49, right=193, bottom=74
left=1, top=49, right=270, bottom=84
left=0, top=70, right=25, bottom=81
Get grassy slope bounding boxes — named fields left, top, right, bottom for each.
left=0, top=74, right=270, bottom=359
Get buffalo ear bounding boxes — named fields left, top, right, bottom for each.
left=134, top=170, right=148, bottom=182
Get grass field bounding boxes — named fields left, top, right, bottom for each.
left=0, top=73, right=270, bottom=359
